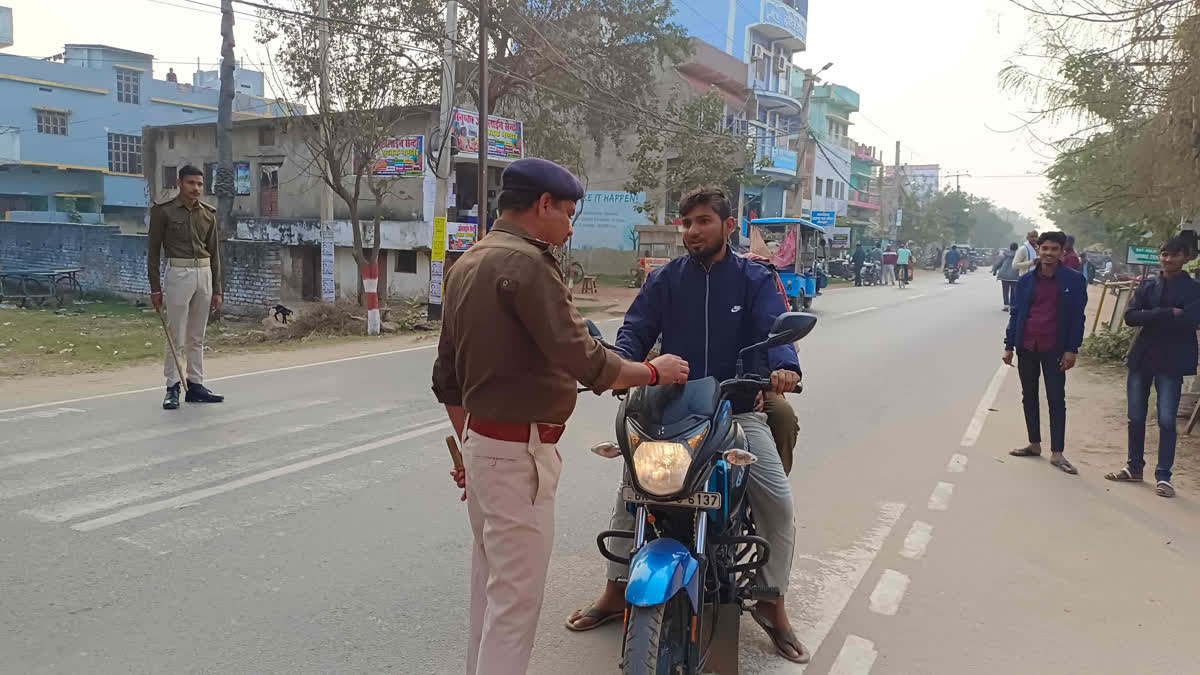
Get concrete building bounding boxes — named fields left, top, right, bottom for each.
left=143, top=112, right=443, bottom=303
left=0, top=24, right=299, bottom=229
left=848, top=142, right=883, bottom=226
left=885, top=164, right=941, bottom=202
left=803, top=83, right=857, bottom=222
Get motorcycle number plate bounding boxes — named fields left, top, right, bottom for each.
left=621, top=486, right=722, bottom=510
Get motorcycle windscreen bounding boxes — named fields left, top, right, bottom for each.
left=624, top=377, right=720, bottom=439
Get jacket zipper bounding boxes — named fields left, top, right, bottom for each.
left=704, top=269, right=710, bottom=377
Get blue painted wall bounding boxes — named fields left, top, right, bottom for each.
left=0, top=45, right=271, bottom=211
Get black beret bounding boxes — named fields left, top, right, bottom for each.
left=500, top=158, right=585, bottom=202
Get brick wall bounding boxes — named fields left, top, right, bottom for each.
left=0, top=221, right=280, bottom=315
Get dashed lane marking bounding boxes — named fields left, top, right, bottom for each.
left=900, top=520, right=933, bottom=560
left=947, top=453, right=969, bottom=473
left=829, top=635, right=879, bottom=675
left=960, top=365, right=1010, bottom=447
left=868, top=569, right=910, bottom=616
left=839, top=306, right=879, bottom=318
left=928, top=482, right=955, bottom=511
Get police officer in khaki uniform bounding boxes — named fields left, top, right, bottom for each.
left=148, top=165, right=224, bottom=410
left=432, top=158, right=689, bottom=675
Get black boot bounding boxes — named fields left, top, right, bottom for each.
left=185, top=381, right=225, bottom=403
left=163, top=383, right=180, bottom=410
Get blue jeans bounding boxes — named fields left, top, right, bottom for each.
left=1127, top=370, right=1183, bottom=482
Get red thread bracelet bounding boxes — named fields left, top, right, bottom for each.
left=645, top=362, right=658, bottom=386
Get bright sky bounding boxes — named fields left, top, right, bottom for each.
left=5, top=0, right=1059, bottom=224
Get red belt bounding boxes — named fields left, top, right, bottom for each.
left=468, top=418, right=565, bottom=444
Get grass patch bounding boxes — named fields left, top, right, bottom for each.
left=0, top=301, right=164, bottom=377
left=594, top=273, right=636, bottom=288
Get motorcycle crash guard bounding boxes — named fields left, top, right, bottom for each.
left=625, top=538, right=702, bottom=612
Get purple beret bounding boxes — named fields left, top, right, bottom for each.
left=500, top=158, right=585, bottom=202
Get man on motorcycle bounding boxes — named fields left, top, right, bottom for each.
left=565, top=187, right=808, bottom=663
left=944, top=245, right=962, bottom=272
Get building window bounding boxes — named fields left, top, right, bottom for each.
left=168, top=131, right=176, bottom=149
left=204, top=162, right=217, bottom=195
left=394, top=250, right=418, bottom=274
left=163, top=166, right=177, bottom=190
left=107, top=133, right=142, bottom=174
left=258, top=125, right=275, bottom=146
left=116, top=68, right=140, bottom=104
left=814, top=178, right=823, bottom=197
left=36, top=109, right=68, bottom=136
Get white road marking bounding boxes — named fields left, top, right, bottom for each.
left=947, top=453, right=969, bottom=473
left=900, top=520, right=934, bottom=560
left=839, top=306, right=878, bottom=318
left=905, top=293, right=927, bottom=300
left=829, top=635, right=879, bottom=675
left=743, top=502, right=905, bottom=674
left=22, top=408, right=428, bottom=523
left=868, top=569, right=910, bottom=616
left=71, top=420, right=450, bottom=531
left=0, top=407, right=87, bottom=423
left=928, top=481, right=955, bottom=511
left=0, top=318, right=625, bottom=416
left=960, top=364, right=1010, bottom=447
left=0, top=399, right=330, bottom=472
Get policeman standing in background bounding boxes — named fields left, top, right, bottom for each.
left=148, top=164, right=225, bottom=410
left=432, top=158, right=689, bottom=675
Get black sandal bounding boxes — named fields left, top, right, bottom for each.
left=1010, top=445, right=1042, bottom=457
left=1104, top=467, right=1142, bottom=482
left=1050, top=457, right=1078, bottom=475
left=750, top=605, right=810, bottom=664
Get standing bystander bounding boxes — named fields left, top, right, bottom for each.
left=1062, top=235, right=1082, bottom=272
left=881, top=245, right=898, bottom=285
left=993, top=242, right=1020, bottom=311
left=430, top=158, right=689, bottom=675
left=851, top=243, right=866, bottom=287
left=147, top=165, right=224, bottom=410
left=1013, top=230, right=1039, bottom=275
left=1105, top=238, right=1200, bottom=497
left=1003, top=231, right=1088, bottom=475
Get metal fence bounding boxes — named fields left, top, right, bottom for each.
left=1088, top=280, right=1139, bottom=336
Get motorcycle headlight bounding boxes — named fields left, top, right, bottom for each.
left=632, top=442, right=692, bottom=495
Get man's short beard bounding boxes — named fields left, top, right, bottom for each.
left=688, top=241, right=724, bottom=263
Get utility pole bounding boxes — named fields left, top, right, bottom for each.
left=427, top=0, right=457, bottom=321
left=944, top=171, right=970, bottom=193
left=891, top=140, right=901, bottom=243
left=216, top=0, right=235, bottom=241
left=476, top=0, right=490, bottom=242
left=318, top=0, right=333, bottom=233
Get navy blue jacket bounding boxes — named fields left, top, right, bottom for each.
left=1004, top=265, right=1088, bottom=354
left=1125, top=274, right=1200, bottom=376
left=615, top=252, right=800, bottom=413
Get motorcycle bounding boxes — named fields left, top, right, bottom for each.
left=944, top=265, right=960, bottom=284
left=586, top=313, right=816, bottom=675
left=860, top=261, right=881, bottom=286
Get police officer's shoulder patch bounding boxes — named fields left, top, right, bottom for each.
left=198, top=200, right=216, bottom=212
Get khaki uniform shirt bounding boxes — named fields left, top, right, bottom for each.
left=431, top=221, right=623, bottom=425
left=147, top=196, right=221, bottom=294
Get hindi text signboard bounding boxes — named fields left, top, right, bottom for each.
left=373, top=135, right=424, bottom=177
left=451, top=109, right=523, bottom=161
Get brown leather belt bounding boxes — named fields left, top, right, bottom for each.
left=468, top=418, right=565, bottom=444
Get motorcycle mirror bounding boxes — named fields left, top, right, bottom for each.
left=723, top=449, right=757, bottom=466
left=585, top=320, right=603, bottom=340
left=590, top=441, right=622, bottom=459
left=765, top=312, right=818, bottom=347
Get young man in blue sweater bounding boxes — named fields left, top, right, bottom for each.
left=565, top=187, right=808, bottom=663
left=1105, top=238, right=1200, bottom=497
left=1003, top=231, right=1088, bottom=475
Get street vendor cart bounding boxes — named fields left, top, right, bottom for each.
left=748, top=217, right=827, bottom=311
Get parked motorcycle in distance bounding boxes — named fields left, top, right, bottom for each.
left=585, top=313, right=817, bottom=675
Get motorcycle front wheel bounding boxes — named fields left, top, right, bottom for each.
left=621, top=592, right=692, bottom=675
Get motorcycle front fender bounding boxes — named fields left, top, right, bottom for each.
left=625, top=538, right=701, bottom=612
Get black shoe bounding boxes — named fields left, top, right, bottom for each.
left=185, top=382, right=224, bottom=403
left=163, top=384, right=180, bottom=410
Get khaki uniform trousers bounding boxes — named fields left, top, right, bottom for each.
left=163, top=261, right=213, bottom=387
left=463, top=425, right=562, bottom=675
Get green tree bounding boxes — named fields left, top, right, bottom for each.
left=623, top=88, right=748, bottom=223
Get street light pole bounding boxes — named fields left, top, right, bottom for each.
left=476, top=0, right=489, bottom=241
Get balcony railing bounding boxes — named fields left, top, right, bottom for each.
left=848, top=189, right=881, bottom=210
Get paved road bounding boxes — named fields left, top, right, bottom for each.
left=2, top=272, right=1198, bottom=674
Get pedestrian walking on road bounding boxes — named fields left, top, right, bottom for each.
left=430, top=158, right=689, bottom=675
left=147, top=165, right=224, bottom=410
left=993, top=242, right=1020, bottom=311
left=881, top=245, right=898, bottom=285
left=1003, top=231, right=1087, bottom=475
left=1014, top=230, right=1039, bottom=275
left=1105, top=238, right=1200, bottom=498
left=851, top=243, right=866, bottom=287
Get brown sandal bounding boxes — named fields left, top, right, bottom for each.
left=1104, top=467, right=1142, bottom=482
left=1050, top=457, right=1078, bottom=475
left=750, top=605, right=810, bottom=664
left=1157, top=481, right=1176, bottom=498
left=565, top=605, right=622, bottom=632
left=1010, top=445, right=1042, bottom=457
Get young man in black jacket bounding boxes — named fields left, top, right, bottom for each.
left=1105, top=238, right=1200, bottom=497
